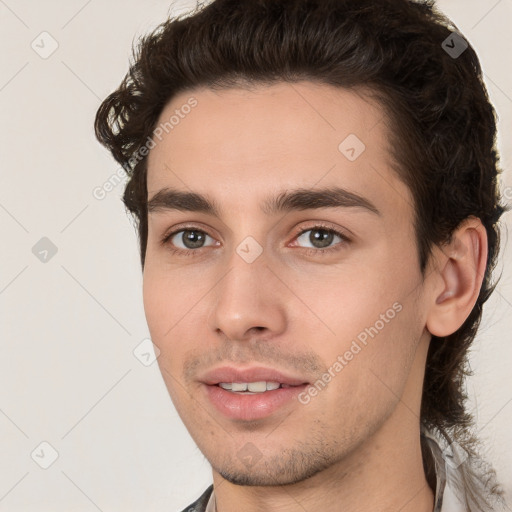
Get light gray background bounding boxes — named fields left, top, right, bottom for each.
left=1, top=1, right=511, bottom=510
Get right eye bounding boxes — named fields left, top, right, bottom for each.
left=161, top=227, right=218, bottom=254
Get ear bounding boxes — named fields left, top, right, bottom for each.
left=426, top=216, right=488, bottom=337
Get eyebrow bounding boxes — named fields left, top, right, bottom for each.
left=147, top=186, right=381, bottom=217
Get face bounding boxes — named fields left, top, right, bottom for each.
left=143, top=81, right=432, bottom=486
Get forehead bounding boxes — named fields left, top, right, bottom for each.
left=146, top=81, right=411, bottom=216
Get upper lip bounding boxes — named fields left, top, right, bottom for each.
left=200, top=366, right=309, bottom=386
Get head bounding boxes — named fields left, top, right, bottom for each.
left=94, top=0, right=508, bottom=507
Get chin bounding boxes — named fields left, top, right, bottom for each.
left=213, top=449, right=338, bottom=487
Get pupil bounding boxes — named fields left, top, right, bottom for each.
left=311, top=229, right=333, bottom=248
left=183, top=230, right=205, bottom=249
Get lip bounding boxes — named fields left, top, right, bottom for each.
left=199, top=366, right=310, bottom=421
left=199, top=366, right=309, bottom=387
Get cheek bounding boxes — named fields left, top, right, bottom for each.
left=142, top=262, right=210, bottom=368
left=305, top=256, right=420, bottom=372
left=308, top=302, right=420, bottom=430
left=301, top=266, right=396, bottom=337
left=142, top=262, right=185, bottom=341
left=142, top=270, right=166, bottom=336
left=143, top=267, right=195, bottom=404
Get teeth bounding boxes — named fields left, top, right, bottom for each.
left=232, top=382, right=248, bottom=392
left=248, top=381, right=267, bottom=392
left=218, top=381, right=282, bottom=392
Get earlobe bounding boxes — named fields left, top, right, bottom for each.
left=426, top=218, right=487, bottom=338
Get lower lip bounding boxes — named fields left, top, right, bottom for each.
left=203, top=384, right=309, bottom=421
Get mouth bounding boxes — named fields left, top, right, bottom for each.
left=215, top=381, right=304, bottom=394
left=200, top=366, right=309, bottom=388
left=199, top=367, right=310, bottom=421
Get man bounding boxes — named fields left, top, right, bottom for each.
left=94, top=0, right=509, bottom=510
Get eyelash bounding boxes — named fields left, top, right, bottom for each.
left=160, top=223, right=351, bottom=258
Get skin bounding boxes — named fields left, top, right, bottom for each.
left=143, top=81, right=488, bottom=512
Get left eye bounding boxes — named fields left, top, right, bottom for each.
left=295, top=227, right=347, bottom=249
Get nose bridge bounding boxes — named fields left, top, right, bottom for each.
left=207, top=240, right=286, bottom=340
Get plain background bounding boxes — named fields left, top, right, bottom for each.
left=1, top=0, right=511, bottom=510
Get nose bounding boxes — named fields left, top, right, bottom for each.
left=206, top=246, right=287, bottom=342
